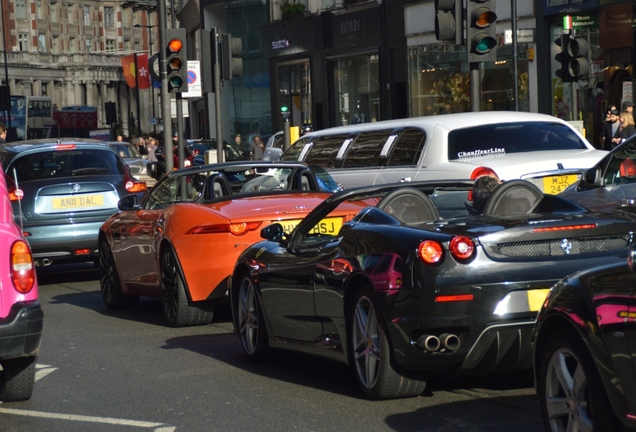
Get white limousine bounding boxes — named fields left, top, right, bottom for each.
left=272, top=112, right=607, bottom=193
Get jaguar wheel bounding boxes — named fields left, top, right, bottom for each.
left=236, top=274, right=269, bottom=361
left=99, top=241, right=139, bottom=309
left=0, top=356, right=36, bottom=402
left=161, top=246, right=214, bottom=327
left=349, top=285, right=426, bottom=400
left=538, top=328, right=618, bottom=431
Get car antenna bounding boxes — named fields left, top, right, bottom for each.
left=11, top=168, right=24, bottom=233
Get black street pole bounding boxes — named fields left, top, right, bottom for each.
left=149, top=26, right=156, bottom=135
left=157, top=0, right=173, bottom=171
left=134, top=52, right=141, bottom=136
left=1, top=0, right=11, bottom=131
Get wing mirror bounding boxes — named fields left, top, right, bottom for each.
left=118, top=194, right=140, bottom=211
left=582, top=167, right=602, bottom=186
left=147, top=162, right=159, bottom=179
left=261, top=223, right=287, bottom=242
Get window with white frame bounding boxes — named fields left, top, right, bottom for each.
left=106, top=39, right=116, bottom=52
left=105, top=7, right=114, bottom=27
left=86, top=39, right=92, bottom=53
left=38, top=34, right=46, bottom=52
left=18, top=33, right=28, bottom=51
left=84, top=6, right=91, bottom=26
left=15, top=0, right=27, bottom=19
left=51, top=3, right=57, bottom=22
left=36, top=0, right=44, bottom=20
left=70, top=37, right=77, bottom=54
left=68, top=4, right=75, bottom=24
left=52, top=36, right=60, bottom=54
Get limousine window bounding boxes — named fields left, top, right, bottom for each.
left=343, top=129, right=395, bottom=168
left=304, top=133, right=353, bottom=168
left=447, top=122, right=587, bottom=161
left=387, top=127, right=426, bottom=166
left=280, top=136, right=312, bottom=162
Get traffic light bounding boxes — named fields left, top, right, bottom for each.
left=434, top=0, right=462, bottom=45
left=554, top=36, right=571, bottom=82
left=220, top=33, right=243, bottom=80
left=165, top=28, right=188, bottom=93
left=567, top=37, right=589, bottom=81
left=466, top=0, right=497, bottom=63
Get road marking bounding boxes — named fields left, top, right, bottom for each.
left=0, top=407, right=174, bottom=430
left=35, top=364, right=58, bottom=381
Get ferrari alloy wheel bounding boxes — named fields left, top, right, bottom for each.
left=99, top=241, right=139, bottom=309
left=0, top=356, right=36, bottom=402
left=350, top=286, right=426, bottom=400
left=160, top=247, right=214, bottom=327
left=236, top=274, right=269, bottom=361
left=538, top=328, right=617, bottom=431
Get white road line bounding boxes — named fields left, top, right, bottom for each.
left=35, top=364, right=58, bottom=381
left=0, top=407, right=172, bottom=429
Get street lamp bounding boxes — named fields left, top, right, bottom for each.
left=134, top=23, right=157, bottom=134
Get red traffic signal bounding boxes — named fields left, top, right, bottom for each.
left=165, top=28, right=188, bottom=93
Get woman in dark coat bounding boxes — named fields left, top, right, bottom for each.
left=612, top=111, right=636, bottom=148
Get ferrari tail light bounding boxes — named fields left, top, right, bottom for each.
left=11, top=240, right=35, bottom=293
left=532, top=224, right=597, bottom=233
left=186, top=221, right=263, bottom=236
left=417, top=240, right=443, bottom=264
left=449, top=236, right=475, bottom=260
left=436, top=294, right=474, bottom=303
left=468, top=167, right=500, bottom=201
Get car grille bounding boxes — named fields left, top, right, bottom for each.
left=497, top=234, right=632, bottom=257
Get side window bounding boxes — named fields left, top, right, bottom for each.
left=280, top=137, right=312, bottom=162
left=145, top=176, right=180, bottom=209
left=305, top=134, right=351, bottom=169
left=342, top=130, right=393, bottom=168
left=388, top=127, right=426, bottom=167
left=605, top=142, right=636, bottom=184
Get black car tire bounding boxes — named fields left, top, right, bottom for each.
left=99, top=241, right=139, bottom=309
left=160, top=246, right=214, bottom=327
left=349, top=285, right=426, bottom=400
left=0, top=356, right=36, bottom=402
left=538, top=327, right=618, bottom=431
left=236, top=273, right=270, bottom=361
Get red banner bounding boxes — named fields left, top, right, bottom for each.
left=120, top=54, right=150, bottom=89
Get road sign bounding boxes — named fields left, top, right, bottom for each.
left=182, top=60, right=202, bottom=98
left=150, top=117, right=159, bottom=125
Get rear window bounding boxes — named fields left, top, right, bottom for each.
left=111, top=143, right=140, bottom=158
left=8, top=149, right=125, bottom=182
left=447, top=122, right=587, bottom=161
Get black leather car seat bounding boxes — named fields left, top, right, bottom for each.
left=482, top=179, right=543, bottom=216
left=377, top=187, right=441, bottom=225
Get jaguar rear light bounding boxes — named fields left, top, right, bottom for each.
left=417, top=240, right=443, bottom=264
left=186, top=221, right=262, bottom=236
left=449, top=236, right=475, bottom=260
left=11, top=240, right=35, bottom=293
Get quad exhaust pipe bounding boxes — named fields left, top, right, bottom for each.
left=417, top=333, right=461, bottom=352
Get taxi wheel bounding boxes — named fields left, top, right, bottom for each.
left=99, top=241, right=139, bottom=309
left=349, top=285, right=426, bottom=400
left=0, top=356, right=36, bottom=402
left=538, top=328, right=618, bottom=431
left=160, top=247, right=214, bottom=327
left=236, top=274, right=269, bottom=361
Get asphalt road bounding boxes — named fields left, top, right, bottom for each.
left=0, top=264, right=544, bottom=432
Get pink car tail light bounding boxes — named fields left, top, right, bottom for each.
left=449, top=236, right=475, bottom=260
left=11, top=240, right=35, bottom=293
left=417, top=240, right=443, bottom=264
left=186, top=221, right=263, bottom=236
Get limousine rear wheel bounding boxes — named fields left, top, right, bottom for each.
left=349, top=285, right=426, bottom=400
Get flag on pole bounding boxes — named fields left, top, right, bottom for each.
left=137, top=54, right=150, bottom=90
left=121, top=54, right=150, bottom=89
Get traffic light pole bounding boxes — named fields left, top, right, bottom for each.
left=214, top=29, right=224, bottom=163
left=470, top=63, right=480, bottom=112
left=157, top=0, right=173, bottom=171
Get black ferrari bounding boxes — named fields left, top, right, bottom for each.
left=229, top=179, right=636, bottom=400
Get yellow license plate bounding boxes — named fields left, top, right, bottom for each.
left=279, top=217, right=343, bottom=235
left=543, top=174, right=579, bottom=194
left=528, top=289, right=550, bottom=312
left=52, top=194, right=105, bottom=210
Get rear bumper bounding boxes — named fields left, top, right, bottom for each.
left=23, top=221, right=104, bottom=264
left=0, top=300, right=43, bottom=360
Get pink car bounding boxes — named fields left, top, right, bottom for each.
left=0, top=168, right=42, bottom=402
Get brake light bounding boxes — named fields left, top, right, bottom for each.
left=186, top=221, right=262, bottom=236
left=532, top=224, right=597, bottom=233
left=468, top=167, right=500, bottom=201
left=184, top=160, right=192, bottom=168
left=449, top=236, right=475, bottom=260
left=8, top=185, right=23, bottom=201
left=125, top=180, right=148, bottom=193
left=11, top=240, right=35, bottom=293
left=435, top=294, right=474, bottom=303
left=417, top=240, right=443, bottom=264
left=55, top=144, right=77, bottom=150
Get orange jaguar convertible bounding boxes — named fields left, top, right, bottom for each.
left=98, top=161, right=369, bottom=327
